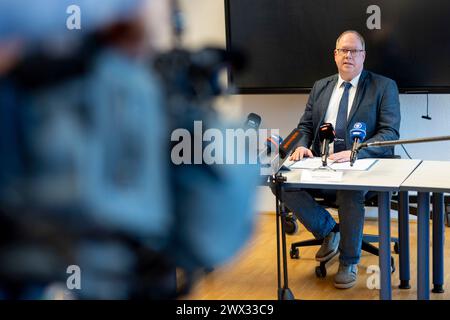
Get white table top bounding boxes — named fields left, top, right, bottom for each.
left=400, top=160, right=450, bottom=193
left=283, top=158, right=422, bottom=192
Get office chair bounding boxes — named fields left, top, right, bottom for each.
left=285, top=191, right=399, bottom=278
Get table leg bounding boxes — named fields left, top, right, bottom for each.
left=417, top=192, right=430, bottom=300
left=378, top=191, right=392, bottom=300
left=398, top=191, right=411, bottom=289
left=432, top=192, right=445, bottom=293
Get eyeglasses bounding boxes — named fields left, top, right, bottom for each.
left=336, top=48, right=365, bottom=57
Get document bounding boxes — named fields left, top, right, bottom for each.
left=289, top=157, right=377, bottom=171
left=329, top=159, right=378, bottom=171
left=288, top=157, right=331, bottom=169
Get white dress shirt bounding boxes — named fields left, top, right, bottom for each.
left=324, top=72, right=361, bottom=153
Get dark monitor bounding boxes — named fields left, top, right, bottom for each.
left=225, top=0, right=450, bottom=93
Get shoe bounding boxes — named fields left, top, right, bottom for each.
left=315, top=231, right=340, bottom=261
left=334, top=263, right=358, bottom=289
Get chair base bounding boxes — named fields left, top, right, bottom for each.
left=290, top=234, right=398, bottom=277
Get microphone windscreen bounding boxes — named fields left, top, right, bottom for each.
left=244, top=113, right=262, bottom=130
left=350, top=122, right=367, bottom=141
left=319, top=123, right=335, bottom=141
left=279, top=128, right=301, bottom=158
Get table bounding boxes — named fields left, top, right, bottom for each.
left=283, top=158, right=422, bottom=300
left=400, top=161, right=450, bottom=300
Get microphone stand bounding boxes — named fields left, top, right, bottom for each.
left=266, top=153, right=295, bottom=300
left=316, top=140, right=336, bottom=171
left=320, top=139, right=330, bottom=167
left=268, top=127, right=303, bottom=300
left=353, top=135, right=450, bottom=162
left=271, top=172, right=295, bottom=300
left=313, top=164, right=337, bottom=172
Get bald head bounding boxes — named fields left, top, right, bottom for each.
left=336, top=30, right=365, bottom=50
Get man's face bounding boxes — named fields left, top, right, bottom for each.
left=334, top=33, right=365, bottom=81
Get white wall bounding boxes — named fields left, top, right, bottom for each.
left=180, top=0, right=450, bottom=212
left=397, top=94, right=450, bottom=160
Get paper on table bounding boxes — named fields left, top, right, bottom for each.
left=288, top=157, right=334, bottom=169
left=329, top=159, right=378, bottom=171
left=289, top=157, right=377, bottom=171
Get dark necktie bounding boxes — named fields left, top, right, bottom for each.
left=334, top=81, right=352, bottom=153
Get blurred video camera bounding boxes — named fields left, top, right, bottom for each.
left=0, top=0, right=256, bottom=300
left=154, top=47, right=245, bottom=104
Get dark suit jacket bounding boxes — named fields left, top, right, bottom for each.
left=297, top=70, right=401, bottom=159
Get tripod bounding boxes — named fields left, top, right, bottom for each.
left=271, top=172, right=295, bottom=300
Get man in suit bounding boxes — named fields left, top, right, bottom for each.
left=286, top=30, right=400, bottom=289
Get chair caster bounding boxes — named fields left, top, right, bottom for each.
left=290, top=247, right=300, bottom=259
left=393, top=242, right=399, bottom=254
left=315, top=264, right=327, bottom=278
left=284, top=215, right=299, bottom=235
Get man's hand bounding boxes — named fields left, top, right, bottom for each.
left=289, top=147, right=313, bottom=161
left=329, top=150, right=351, bottom=163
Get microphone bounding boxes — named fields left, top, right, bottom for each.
left=279, top=128, right=302, bottom=159
left=318, top=123, right=335, bottom=167
left=258, top=134, right=283, bottom=162
left=350, top=122, right=367, bottom=166
left=244, top=113, right=262, bottom=130
left=261, top=128, right=302, bottom=175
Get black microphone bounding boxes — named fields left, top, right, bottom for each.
left=244, top=113, right=261, bottom=130
left=349, top=122, right=367, bottom=166
left=318, top=123, right=335, bottom=167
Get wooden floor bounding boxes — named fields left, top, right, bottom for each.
left=184, top=213, right=450, bottom=300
